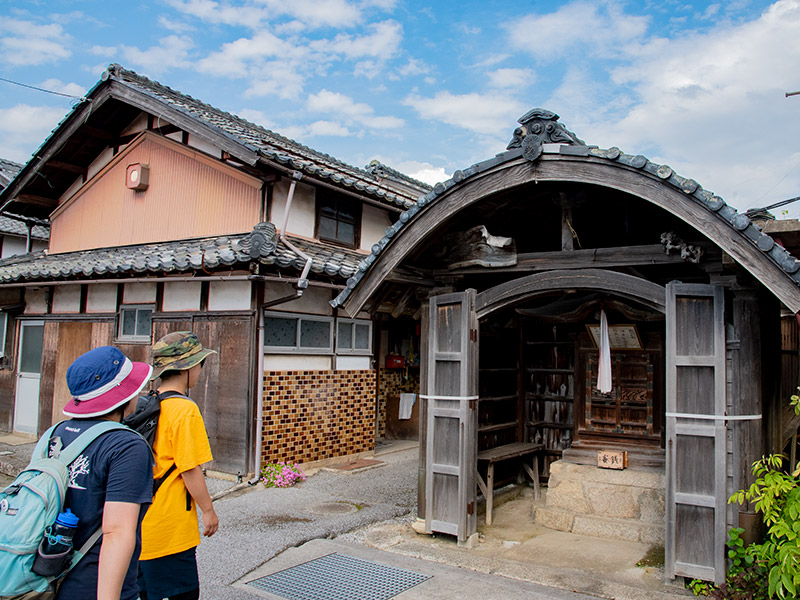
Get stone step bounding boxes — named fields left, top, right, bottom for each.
left=535, top=506, right=664, bottom=545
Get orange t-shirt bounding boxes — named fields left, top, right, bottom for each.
left=140, top=395, right=213, bottom=561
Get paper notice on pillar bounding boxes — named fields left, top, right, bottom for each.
left=399, top=393, right=416, bottom=419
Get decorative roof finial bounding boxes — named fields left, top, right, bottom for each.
left=507, top=108, right=585, bottom=161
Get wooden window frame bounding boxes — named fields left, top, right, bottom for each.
left=116, top=304, right=154, bottom=343
left=315, top=193, right=361, bottom=249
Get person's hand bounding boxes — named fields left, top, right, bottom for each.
left=202, top=508, right=219, bottom=537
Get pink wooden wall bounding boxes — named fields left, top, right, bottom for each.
left=49, top=132, right=262, bottom=253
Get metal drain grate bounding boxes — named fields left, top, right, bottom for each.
left=247, top=552, right=431, bottom=600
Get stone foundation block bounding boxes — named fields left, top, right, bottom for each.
left=584, top=483, right=638, bottom=519
left=533, top=507, right=575, bottom=532
left=545, top=479, right=589, bottom=513
left=572, top=515, right=643, bottom=543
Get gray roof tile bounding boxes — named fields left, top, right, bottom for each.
left=0, top=222, right=362, bottom=284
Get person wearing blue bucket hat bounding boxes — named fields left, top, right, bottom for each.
left=51, top=346, right=154, bottom=600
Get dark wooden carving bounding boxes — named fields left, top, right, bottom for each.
left=660, top=231, right=704, bottom=263
left=507, top=108, right=585, bottom=161
left=436, top=225, right=517, bottom=269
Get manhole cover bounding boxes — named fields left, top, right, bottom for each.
left=247, top=553, right=430, bottom=600
left=306, top=501, right=359, bottom=515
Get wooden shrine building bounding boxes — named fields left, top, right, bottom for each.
left=331, top=109, right=800, bottom=584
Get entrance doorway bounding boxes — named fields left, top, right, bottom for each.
left=14, top=320, right=44, bottom=434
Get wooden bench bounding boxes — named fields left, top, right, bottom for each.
left=476, top=442, right=543, bottom=525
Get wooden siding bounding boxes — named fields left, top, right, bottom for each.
left=49, top=132, right=261, bottom=253
left=153, top=315, right=255, bottom=476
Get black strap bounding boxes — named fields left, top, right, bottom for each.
left=153, top=463, right=176, bottom=496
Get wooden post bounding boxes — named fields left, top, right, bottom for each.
left=417, top=299, right=429, bottom=520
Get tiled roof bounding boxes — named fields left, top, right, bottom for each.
left=0, top=158, right=21, bottom=189
left=105, top=65, right=425, bottom=209
left=364, top=160, right=433, bottom=194
left=0, top=216, right=49, bottom=240
left=0, top=223, right=361, bottom=283
left=331, top=109, right=800, bottom=308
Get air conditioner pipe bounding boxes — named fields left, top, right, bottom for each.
left=279, top=171, right=313, bottom=299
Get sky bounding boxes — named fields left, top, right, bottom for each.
left=1, top=0, right=799, bottom=217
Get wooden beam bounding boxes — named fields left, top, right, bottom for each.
left=79, top=125, right=114, bottom=141
left=385, top=267, right=435, bottom=286
left=474, top=268, right=667, bottom=319
left=46, top=160, right=85, bottom=174
left=438, top=244, right=710, bottom=275
left=16, top=194, right=57, bottom=207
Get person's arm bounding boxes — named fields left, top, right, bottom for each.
left=181, top=466, right=219, bottom=537
left=97, top=501, right=141, bottom=600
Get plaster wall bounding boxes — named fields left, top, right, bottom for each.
left=361, top=204, right=392, bottom=251
left=123, top=282, right=156, bottom=304
left=24, top=288, right=47, bottom=314
left=263, top=283, right=332, bottom=316
left=209, top=280, right=251, bottom=311
left=162, top=281, right=201, bottom=312
left=271, top=179, right=315, bottom=238
left=51, top=286, right=81, bottom=313
left=86, top=284, right=117, bottom=313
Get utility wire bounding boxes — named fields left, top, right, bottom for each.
left=0, top=75, right=87, bottom=101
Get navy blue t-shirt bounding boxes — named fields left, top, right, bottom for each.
left=49, top=419, right=153, bottom=600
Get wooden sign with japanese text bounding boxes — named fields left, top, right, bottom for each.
left=597, top=449, right=628, bottom=470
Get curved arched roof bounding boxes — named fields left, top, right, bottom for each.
left=332, top=110, right=800, bottom=316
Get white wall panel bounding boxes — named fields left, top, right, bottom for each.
left=87, top=284, right=118, bottom=313
left=272, top=179, right=315, bottom=238
left=263, top=354, right=332, bottom=370
left=123, top=282, right=156, bottom=304
left=335, top=355, right=371, bottom=370
left=361, top=204, right=392, bottom=251
left=162, top=281, right=202, bottom=312
left=52, top=286, right=81, bottom=313
left=24, top=288, right=48, bottom=314
left=209, top=281, right=251, bottom=311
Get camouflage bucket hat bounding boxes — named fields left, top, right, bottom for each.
left=150, top=331, right=217, bottom=380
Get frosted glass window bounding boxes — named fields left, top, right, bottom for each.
left=335, top=319, right=372, bottom=355
left=265, top=317, right=297, bottom=347
left=264, top=312, right=333, bottom=353
left=118, top=305, right=153, bottom=342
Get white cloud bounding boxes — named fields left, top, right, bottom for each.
left=121, top=35, right=194, bottom=74
left=313, top=20, right=402, bottom=59
left=158, top=15, right=196, bottom=33
left=39, top=79, right=86, bottom=98
left=487, top=68, right=531, bottom=91
left=167, top=0, right=363, bottom=30
left=0, top=19, right=71, bottom=66
left=0, top=104, right=69, bottom=162
left=196, top=32, right=299, bottom=77
left=507, top=1, right=649, bottom=60
left=307, top=90, right=404, bottom=129
left=307, top=120, right=352, bottom=136
left=404, top=91, right=526, bottom=135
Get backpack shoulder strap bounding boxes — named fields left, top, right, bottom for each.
left=57, top=421, right=128, bottom=466
left=30, top=422, right=62, bottom=463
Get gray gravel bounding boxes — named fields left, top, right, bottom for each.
left=198, top=447, right=418, bottom=599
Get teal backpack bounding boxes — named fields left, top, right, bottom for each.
left=0, top=421, right=127, bottom=599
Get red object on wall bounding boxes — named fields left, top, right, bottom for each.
left=386, top=355, right=405, bottom=369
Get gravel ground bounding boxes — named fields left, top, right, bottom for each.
left=197, top=447, right=418, bottom=599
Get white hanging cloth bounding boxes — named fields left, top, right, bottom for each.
left=597, top=309, right=613, bottom=394
left=398, top=393, right=416, bottom=420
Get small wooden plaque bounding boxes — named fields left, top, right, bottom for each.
left=586, top=324, right=643, bottom=350
left=597, top=449, right=628, bottom=470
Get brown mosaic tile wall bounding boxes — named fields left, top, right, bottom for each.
left=262, top=370, right=376, bottom=464
left=376, top=369, right=420, bottom=438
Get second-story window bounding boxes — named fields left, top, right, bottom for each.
left=317, top=194, right=360, bottom=248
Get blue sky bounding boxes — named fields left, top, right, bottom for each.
left=1, top=0, right=799, bottom=217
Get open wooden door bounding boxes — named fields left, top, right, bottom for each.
left=424, top=290, right=478, bottom=543
left=665, top=283, right=726, bottom=584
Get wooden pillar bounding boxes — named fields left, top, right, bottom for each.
left=417, top=299, right=429, bottom=519
left=728, top=289, right=776, bottom=535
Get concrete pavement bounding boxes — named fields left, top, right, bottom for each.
left=1, top=434, right=692, bottom=599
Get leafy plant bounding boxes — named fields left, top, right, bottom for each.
left=260, top=461, right=306, bottom=488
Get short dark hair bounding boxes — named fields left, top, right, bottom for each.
left=158, top=369, right=183, bottom=380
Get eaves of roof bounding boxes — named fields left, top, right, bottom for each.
left=104, top=65, right=422, bottom=210
left=0, top=224, right=361, bottom=284
left=331, top=142, right=800, bottom=310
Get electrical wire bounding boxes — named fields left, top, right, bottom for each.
left=0, top=75, right=87, bottom=101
